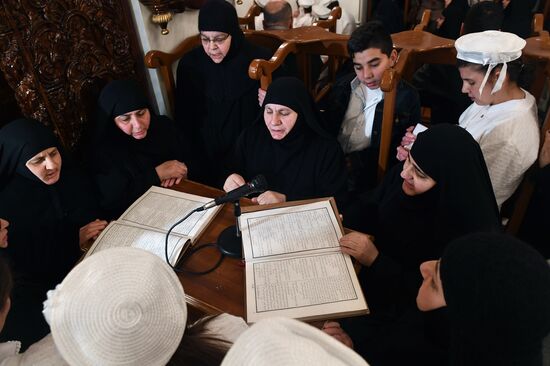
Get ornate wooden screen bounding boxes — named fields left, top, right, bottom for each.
left=0, top=0, right=146, bottom=150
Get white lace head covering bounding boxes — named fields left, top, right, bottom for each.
left=455, top=30, right=526, bottom=95
left=47, top=247, right=187, bottom=366
left=221, top=317, right=370, bottom=366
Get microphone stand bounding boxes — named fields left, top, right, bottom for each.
left=217, top=199, right=243, bottom=258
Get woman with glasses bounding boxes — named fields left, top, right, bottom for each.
left=175, top=0, right=273, bottom=187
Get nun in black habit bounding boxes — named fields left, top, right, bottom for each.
left=419, top=233, right=550, bottom=366
left=175, top=0, right=273, bottom=187
left=88, top=79, right=189, bottom=219
left=340, top=124, right=502, bottom=365
left=0, top=119, right=104, bottom=349
left=223, top=77, right=347, bottom=206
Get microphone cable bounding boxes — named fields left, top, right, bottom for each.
left=164, top=206, right=225, bottom=275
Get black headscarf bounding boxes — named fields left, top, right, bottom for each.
left=89, top=79, right=186, bottom=218
left=0, top=119, right=99, bottom=347
left=0, top=118, right=58, bottom=187
left=441, top=233, right=550, bottom=366
left=93, top=79, right=181, bottom=162
left=233, top=77, right=347, bottom=203
left=410, top=124, right=501, bottom=242
left=196, top=0, right=256, bottom=99
left=0, top=118, right=94, bottom=279
left=198, top=0, right=244, bottom=63
left=262, top=76, right=332, bottom=146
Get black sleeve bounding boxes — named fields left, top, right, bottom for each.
left=174, top=51, right=206, bottom=155
left=313, top=141, right=349, bottom=209
left=92, top=151, right=160, bottom=219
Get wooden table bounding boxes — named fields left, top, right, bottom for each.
left=170, top=179, right=250, bottom=320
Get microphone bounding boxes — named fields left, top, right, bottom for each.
left=201, top=175, right=267, bottom=210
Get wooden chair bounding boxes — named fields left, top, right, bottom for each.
left=144, top=31, right=283, bottom=114
left=532, top=13, right=549, bottom=37
left=239, top=3, right=262, bottom=30
left=312, top=7, right=342, bottom=33
left=250, top=26, right=349, bottom=99
left=373, top=30, right=456, bottom=180
left=414, top=9, right=431, bottom=31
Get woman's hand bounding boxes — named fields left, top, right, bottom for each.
left=339, top=231, right=379, bottom=267
left=155, top=160, right=188, bottom=182
left=322, top=321, right=354, bottom=349
left=251, top=190, right=286, bottom=205
left=396, top=125, right=416, bottom=161
left=224, top=173, right=246, bottom=192
left=79, top=219, right=108, bottom=247
left=160, top=177, right=184, bottom=188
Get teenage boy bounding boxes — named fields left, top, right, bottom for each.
left=320, top=21, right=420, bottom=192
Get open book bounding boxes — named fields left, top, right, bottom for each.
left=86, top=186, right=221, bottom=263
left=240, top=198, right=369, bottom=323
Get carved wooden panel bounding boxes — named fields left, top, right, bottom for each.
left=0, top=0, right=146, bottom=150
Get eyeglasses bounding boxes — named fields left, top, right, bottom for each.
left=200, top=33, right=230, bottom=46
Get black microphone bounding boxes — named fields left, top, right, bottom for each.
left=201, top=175, right=267, bottom=210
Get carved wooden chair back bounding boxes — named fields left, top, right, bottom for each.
left=374, top=30, right=455, bottom=181
left=247, top=26, right=349, bottom=98
left=312, top=7, right=342, bottom=33
left=239, top=3, right=262, bottom=30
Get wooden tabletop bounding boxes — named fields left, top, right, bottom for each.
left=524, top=35, right=550, bottom=60
left=391, top=30, right=454, bottom=52
left=170, top=179, right=250, bottom=319
left=260, top=25, right=349, bottom=44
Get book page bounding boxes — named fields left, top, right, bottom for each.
left=245, top=252, right=368, bottom=322
left=240, top=200, right=342, bottom=260
left=119, top=186, right=220, bottom=240
left=86, top=221, right=189, bottom=262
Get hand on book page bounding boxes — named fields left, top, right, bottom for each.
left=339, top=232, right=379, bottom=267
left=79, top=219, right=108, bottom=248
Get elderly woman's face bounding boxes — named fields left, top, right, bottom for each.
left=264, top=103, right=298, bottom=140
left=114, top=108, right=151, bottom=140
left=25, top=147, right=62, bottom=185
left=200, top=31, right=232, bottom=63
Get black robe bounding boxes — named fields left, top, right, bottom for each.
left=88, top=80, right=188, bottom=219
left=175, top=1, right=272, bottom=187
left=0, top=119, right=99, bottom=349
left=231, top=77, right=347, bottom=206
left=342, top=125, right=501, bottom=365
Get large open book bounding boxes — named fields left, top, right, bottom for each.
left=86, top=186, right=221, bottom=263
left=240, top=198, right=369, bottom=322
